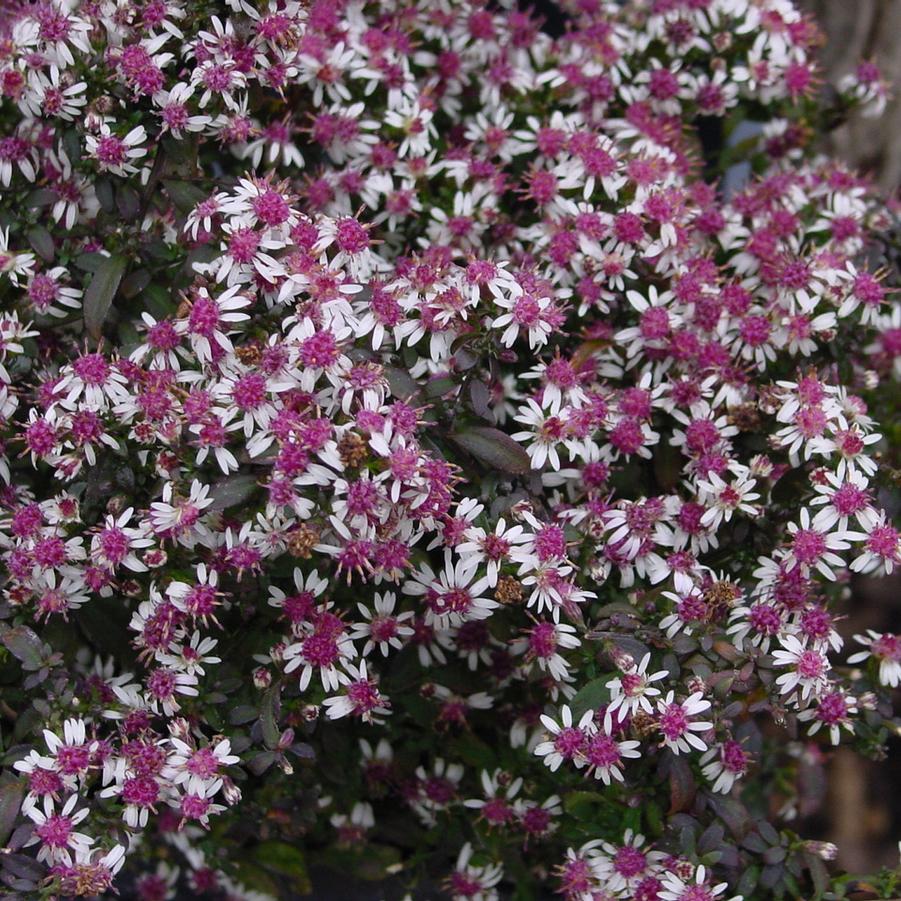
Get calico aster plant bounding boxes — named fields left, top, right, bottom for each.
left=0, top=0, right=899, bottom=899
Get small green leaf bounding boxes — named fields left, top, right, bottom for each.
left=562, top=790, right=614, bottom=823
left=253, top=841, right=310, bottom=890
left=449, top=426, right=531, bottom=475
left=570, top=674, right=613, bottom=719
left=84, top=254, right=128, bottom=339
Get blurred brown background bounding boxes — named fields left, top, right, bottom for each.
left=800, top=1, right=901, bottom=875
left=799, top=0, right=901, bottom=194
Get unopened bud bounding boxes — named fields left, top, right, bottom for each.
left=610, top=647, right=635, bottom=672
left=168, top=717, right=191, bottom=740
left=253, top=667, right=272, bottom=689
left=221, top=777, right=242, bottom=806
left=687, top=676, right=707, bottom=695
left=804, top=841, right=838, bottom=861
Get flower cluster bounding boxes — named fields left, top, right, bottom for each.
left=0, top=0, right=898, bottom=899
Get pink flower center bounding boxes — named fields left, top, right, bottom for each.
left=529, top=622, right=558, bottom=658
left=73, top=353, right=110, bottom=385
left=585, top=734, right=622, bottom=770
left=186, top=747, right=220, bottom=779
left=797, top=649, right=826, bottom=680
left=251, top=190, right=290, bottom=226
left=614, top=845, right=647, bottom=878
left=721, top=740, right=748, bottom=774
left=35, top=813, right=73, bottom=848
left=369, top=616, right=399, bottom=643
left=122, top=775, right=159, bottom=807
left=302, top=632, right=340, bottom=667
left=553, top=726, right=585, bottom=760
left=56, top=744, right=91, bottom=775
left=872, top=634, right=901, bottom=661
left=867, top=525, right=899, bottom=558
left=659, top=702, right=689, bottom=740
left=94, top=136, right=127, bottom=166
left=347, top=678, right=382, bottom=714
left=816, top=692, right=848, bottom=725
left=791, top=528, right=826, bottom=565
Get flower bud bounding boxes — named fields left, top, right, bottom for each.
left=804, top=841, right=838, bottom=861
left=687, top=675, right=707, bottom=695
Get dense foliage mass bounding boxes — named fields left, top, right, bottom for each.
left=0, top=0, right=899, bottom=898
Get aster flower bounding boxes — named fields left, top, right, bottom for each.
left=700, top=740, right=750, bottom=794
left=23, top=794, right=93, bottom=865
left=656, top=691, right=714, bottom=755
left=446, top=843, right=504, bottom=901
left=847, top=631, right=901, bottom=687
left=605, top=653, right=668, bottom=728
left=534, top=705, right=591, bottom=772
left=659, top=865, right=742, bottom=901
left=772, top=634, right=831, bottom=703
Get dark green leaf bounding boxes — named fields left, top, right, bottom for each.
left=384, top=366, right=419, bottom=401
left=287, top=742, right=315, bottom=763
left=26, top=227, right=54, bottom=262
left=0, top=780, right=24, bottom=846
left=260, top=687, right=280, bottom=750
left=230, top=861, right=279, bottom=897
left=116, top=185, right=141, bottom=221
left=24, top=188, right=57, bottom=209
left=247, top=751, right=277, bottom=776
left=229, top=705, right=259, bottom=725
left=163, top=179, right=208, bottom=213
left=75, top=595, right=133, bottom=664
left=468, top=380, right=494, bottom=421
left=449, top=426, right=531, bottom=475
left=424, top=376, right=457, bottom=399
left=120, top=268, right=151, bottom=300
left=1, top=626, right=44, bottom=671
left=737, top=865, right=760, bottom=897
left=668, top=756, right=696, bottom=814
left=95, top=178, right=115, bottom=214
left=72, top=252, right=106, bottom=273
left=209, top=473, right=259, bottom=512
left=62, top=129, right=80, bottom=163
left=1, top=852, right=45, bottom=881
left=710, top=796, right=751, bottom=839
left=84, top=254, right=128, bottom=339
